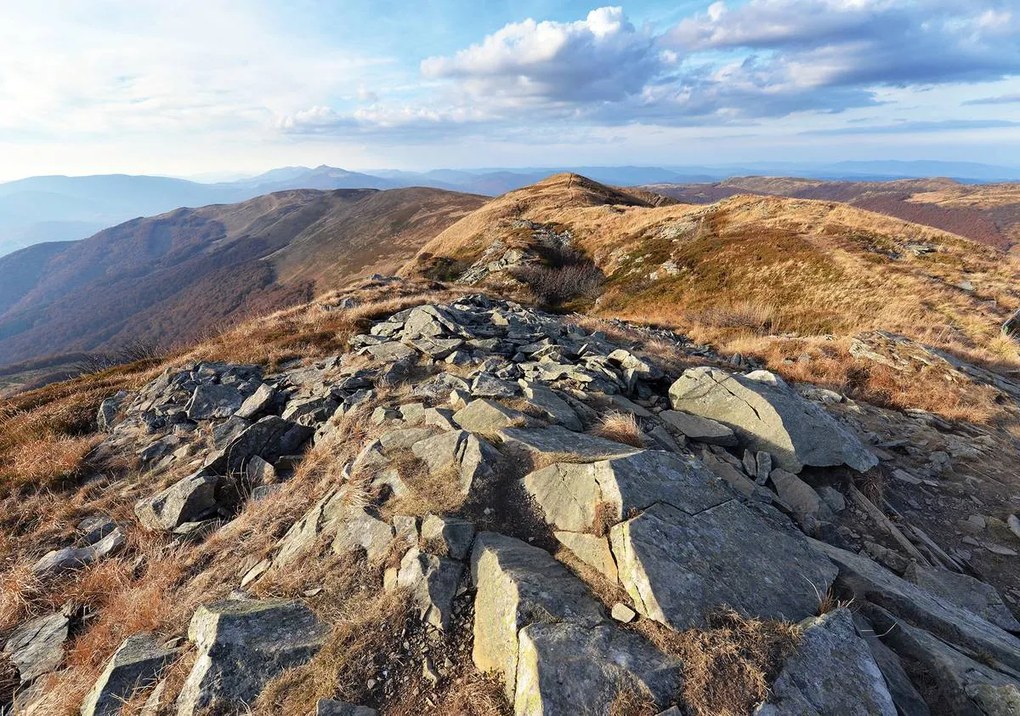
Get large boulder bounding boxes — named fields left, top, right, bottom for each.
left=515, top=622, right=681, bottom=715
left=205, top=416, right=313, bottom=476
left=669, top=367, right=878, bottom=473
left=524, top=450, right=729, bottom=534
left=470, top=533, right=605, bottom=699
left=497, top=426, right=640, bottom=464
left=80, top=634, right=176, bottom=716
left=185, top=384, right=244, bottom=420
left=134, top=472, right=219, bottom=531
left=611, top=501, right=837, bottom=629
left=176, top=599, right=328, bottom=715
left=755, top=609, right=896, bottom=716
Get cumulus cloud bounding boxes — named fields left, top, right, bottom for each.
left=420, top=7, right=661, bottom=103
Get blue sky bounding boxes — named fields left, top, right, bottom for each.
left=1, top=0, right=1019, bottom=180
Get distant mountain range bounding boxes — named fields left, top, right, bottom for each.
left=3, top=160, right=1019, bottom=258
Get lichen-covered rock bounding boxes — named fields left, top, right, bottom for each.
left=80, top=633, right=176, bottom=716
left=755, top=609, right=896, bottom=716
left=185, top=384, right=244, bottom=420
left=611, top=501, right=837, bottom=629
left=454, top=399, right=528, bottom=434
left=515, top=622, right=681, bottom=716
left=497, top=426, right=639, bottom=463
left=176, top=599, right=328, bottom=715
left=134, top=472, right=219, bottom=531
left=669, top=367, right=878, bottom=473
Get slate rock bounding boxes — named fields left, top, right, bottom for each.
left=669, top=367, right=878, bottom=473
left=515, top=622, right=680, bottom=715
left=176, top=599, right=328, bottom=715
left=411, top=430, right=499, bottom=495
left=235, top=383, right=277, bottom=419
left=315, top=700, right=378, bottom=716
left=135, top=472, right=219, bottom=531
left=659, top=410, right=737, bottom=446
left=80, top=633, right=176, bottom=716
left=32, top=528, right=126, bottom=576
left=420, top=514, right=475, bottom=560
left=520, top=382, right=582, bottom=431
left=903, top=564, right=1020, bottom=633
left=207, top=416, right=313, bottom=476
left=471, top=373, right=519, bottom=398
left=453, top=399, right=527, bottom=434
left=770, top=468, right=833, bottom=532
left=397, top=547, right=463, bottom=630
left=611, top=501, right=837, bottom=629
left=471, top=532, right=604, bottom=699
left=4, top=610, right=70, bottom=684
left=185, top=384, right=244, bottom=420
left=555, top=531, right=619, bottom=582
left=756, top=608, right=896, bottom=716
left=497, top=426, right=640, bottom=464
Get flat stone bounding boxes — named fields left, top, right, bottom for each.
left=756, top=608, right=895, bottom=716
left=186, top=384, right=244, bottom=420
left=315, top=700, right=378, bottom=716
left=659, top=410, right=737, bottom=446
left=497, top=426, right=640, bottom=464
left=471, top=532, right=605, bottom=699
left=80, top=633, right=176, bottom=716
left=903, top=564, right=1020, bottom=633
left=235, top=383, right=276, bottom=419
left=365, top=341, right=417, bottom=363
left=809, top=539, right=1020, bottom=674
left=176, top=599, right=328, bottom=715
left=555, top=531, right=619, bottom=582
left=32, top=528, right=126, bottom=575
left=611, top=501, right=837, bottom=629
left=471, top=373, right=519, bottom=398
left=669, top=367, right=878, bottom=473
left=611, top=603, right=636, bottom=623
left=453, top=399, right=527, bottom=434
left=515, top=622, right=680, bottom=715
left=331, top=503, right=394, bottom=562
left=770, top=468, right=832, bottom=532
left=520, top=382, right=582, bottom=431
left=524, top=450, right=729, bottom=534
left=4, top=610, right=70, bottom=684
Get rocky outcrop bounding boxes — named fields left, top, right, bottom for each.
left=80, top=634, right=176, bottom=716
left=669, top=367, right=878, bottom=473
left=176, top=599, right=328, bottom=715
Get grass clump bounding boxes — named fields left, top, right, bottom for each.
left=593, top=412, right=644, bottom=448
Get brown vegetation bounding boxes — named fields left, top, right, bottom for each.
left=592, top=412, right=645, bottom=448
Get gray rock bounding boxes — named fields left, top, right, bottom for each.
left=869, top=605, right=1020, bottom=716
left=524, top=450, right=729, bottom=534
left=809, top=539, right=1020, bottom=674
left=611, top=501, right=837, bottom=629
left=32, top=528, right=126, bottom=576
left=755, top=608, right=895, bottom=716
left=453, top=399, right=527, bottom=434
left=365, top=341, right=417, bottom=363
left=669, top=367, right=878, bottom=473
left=331, top=503, right=394, bottom=561
left=411, top=430, right=499, bottom=495
left=207, top=416, right=313, bottom=476
left=555, top=531, right=619, bottom=582
left=78, top=515, right=117, bottom=545
left=903, top=564, right=1020, bottom=633
left=135, top=472, right=219, bottom=531
left=235, top=383, right=276, bottom=419
left=471, top=532, right=605, bottom=699
left=243, top=455, right=277, bottom=489
left=4, top=610, right=70, bottom=684
left=515, top=622, right=680, bottom=715
left=420, top=514, right=475, bottom=560
left=397, top=547, right=463, bottom=630
left=176, top=599, right=328, bottom=715
left=770, top=468, right=832, bottom=532
left=315, top=700, right=378, bottom=716
left=80, top=633, right=176, bottom=716
left=408, top=336, right=463, bottom=358
left=497, top=426, right=640, bottom=463
left=471, top=372, right=519, bottom=398
left=97, top=392, right=126, bottom=432
left=659, top=410, right=737, bottom=446
left=185, top=384, right=244, bottom=420
left=520, top=382, right=582, bottom=431
left=853, top=613, right=931, bottom=716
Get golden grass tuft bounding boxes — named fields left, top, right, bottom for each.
left=593, top=412, right=644, bottom=448
left=608, top=687, right=658, bottom=716
left=637, top=610, right=801, bottom=716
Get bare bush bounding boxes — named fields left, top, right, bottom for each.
left=511, top=262, right=605, bottom=307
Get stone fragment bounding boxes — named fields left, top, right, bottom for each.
left=755, top=609, right=896, bottom=716
left=420, top=514, right=475, bottom=560
left=135, top=472, right=219, bottom=531
left=80, top=633, right=176, bottom=716
left=4, top=610, right=70, bottom=684
left=770, top=468, right=832, bottom=532
left=669, top=367, right=878, bottom=473
left=611, top=501, right=837, bottom=629
left=411, top=430, right=498, bottom=495
left=520, top=382, right=582, bottom=431
left=185, top=384, right=244, bottom=420
left=471, top=373, right=519, bottom=398
left=659, top=410, right=737, bottom=446
left=903, top=564, right=1020, bottom=633
left=235, top=383, right=276, bottom=419
left=555, top=531, right=619, bottom=582
left=611, top=604, right=636, bottom=623
left=32, top=528, right=126, bottom=576
left=176, top=599, right=328, bottom=715
left=397, top=547, right=463, bottom=630
left=331, top=505, right=394, bottom=561
left=315, top=700, right=378, bottom=716
left=453, top=399, right=527, bottom=434
left=498, top=426, right=640, bottom=463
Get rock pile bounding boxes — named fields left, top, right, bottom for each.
left=6, top=294, right=1018, bottom=715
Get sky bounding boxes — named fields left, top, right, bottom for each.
left=1, top=0, right=1020, bottom=181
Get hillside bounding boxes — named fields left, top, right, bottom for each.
left=644, top=177, right=1020, bottom=251
left=0, top=187, right=484, bottom=369
left=1, top=276, right=1018, bottom=714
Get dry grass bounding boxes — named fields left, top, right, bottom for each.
left=388, top=455, right=468, bottom=517
left=637, top=610, right=801, bottom=716
left=591, top=500, right=618, bottom=538
left=608, top=688, right=658, bottom=716
left=593, top=412, right=644, bottom=448
left=429, top=672, right=512, bottom=716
